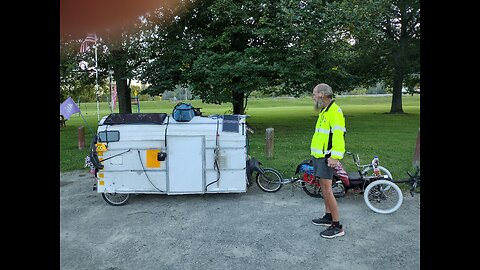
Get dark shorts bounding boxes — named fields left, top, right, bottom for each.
left=312, top=157, right=333, bottom=180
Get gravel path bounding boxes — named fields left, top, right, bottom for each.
left=60, top=170, right=420, bottom=270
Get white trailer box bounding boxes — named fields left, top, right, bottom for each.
left=92, top=113, right=248, bottom=205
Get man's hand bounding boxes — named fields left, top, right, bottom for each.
left=327, top=157, right=340, bottom=168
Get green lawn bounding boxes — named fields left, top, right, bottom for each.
left=60, top=95, right=420, bottom=187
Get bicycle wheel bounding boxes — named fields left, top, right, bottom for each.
left=102, top=192, right=130, bottom=206
left=301, top=174, right=323, bottom=198
left=363, top=180, right=403, bottom=214
left=362, top=165, right=393, bottom=190
left=302, top=181, right=323, bottom=198
left=302, top=177, right=345, bottom=198
left=256, top=168, right=283, bottom=192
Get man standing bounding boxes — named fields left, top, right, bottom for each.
left=310, top=83, right=346, bottom=239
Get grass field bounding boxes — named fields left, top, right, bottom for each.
left=60, top=94, right=420, bottom=187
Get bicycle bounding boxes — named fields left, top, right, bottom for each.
left=250, top=151, right=406, bottom=215
left=244, top=124, right=285, bottom=192
left=249, top=151, right=394, bottom=195
left=246, top=156, right=284, bottom=191
left=299, top=151, right=394, bottom=198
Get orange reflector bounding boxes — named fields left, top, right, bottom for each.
left=146, top=149, right=161, bottom=168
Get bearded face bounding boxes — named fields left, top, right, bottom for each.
left=314, top=98, right=325, bottom=111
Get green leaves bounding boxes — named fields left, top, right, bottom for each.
left=60, top=0, right=420, bottom=114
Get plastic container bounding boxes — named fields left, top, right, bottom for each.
left=372, top=156, right=380, bottom=175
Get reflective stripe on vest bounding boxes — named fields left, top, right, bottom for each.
left=331, top=125, right=346, bottom=132
left=311, top=148, right=327, bottom=155
left=330, top=150, right=344, bottom=158
left=315, top=128, right=330, bottom=134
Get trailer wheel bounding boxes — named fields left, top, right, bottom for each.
left=102, top=193, right=130, bottom=206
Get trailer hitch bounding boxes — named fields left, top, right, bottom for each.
left=246, top=157, right=265, bottom=184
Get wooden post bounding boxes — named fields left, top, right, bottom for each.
left=266, top=127, right=274, bottom=158
left=78, top=126, right=85, bottom=150
left=413, top=128, right=420, bottom=168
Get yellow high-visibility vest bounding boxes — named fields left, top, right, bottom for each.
left=310, top=101, right=346, bottom=160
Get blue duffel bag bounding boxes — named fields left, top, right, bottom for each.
left=172, top=102, right=196, bottom=122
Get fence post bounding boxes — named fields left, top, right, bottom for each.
left=266, top=127, right=274, bottom=158
left=413, top=127, right=420, bottom=168
left=78, top=126, right=85, bottom=150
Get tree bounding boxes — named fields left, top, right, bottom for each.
left=331, top=0, right=420, bottom=113
left=112, top=0, right=366, bottom=113
left=272, top=0, right=359, bottom=95
left=61, top=27, right=148, bottom=114
left=60, top=37, right=108, bottom=103
left=140, top=0, right=306, bottom=114
left=101, top=30, right=136, bottom=114
left=60, top=1, right=188, bottom=114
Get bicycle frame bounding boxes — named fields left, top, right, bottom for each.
left=252, top=152, right=412, bottom=215
left=296, top=152, right=393, bottom=198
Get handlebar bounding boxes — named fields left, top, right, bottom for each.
left=346, top=151, right=360, bottom=165
left=389, top=166, right=420, bottom=197
left=408, top=166, right=420, bottom=197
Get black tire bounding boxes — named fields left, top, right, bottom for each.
left=332, top=181, right=346, bottom=198
left=301, top=175, right=323, bottom=198
left=301, top=176, right=345, bottom=198
left=302, top=182, right=323, bottom=198
left=255, top=168, right=283, bottom=192
left=102, top=193, right=130, bottom=206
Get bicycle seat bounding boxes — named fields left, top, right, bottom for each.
left=347, top=171, right=362, bottom=182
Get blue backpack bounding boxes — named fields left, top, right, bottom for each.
left=172, top=103, right=196, bottom=122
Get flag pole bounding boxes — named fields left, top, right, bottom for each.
left=94, top=36, right=100, bottom=122
left=79, top=111, right=95, bottom=135
left=109, top=70, right=113, bottom=113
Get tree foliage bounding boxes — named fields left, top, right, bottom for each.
left=60, top=37, right=108, bottom=103
left=60, top=0, right=420, bottom=114
left=327, top=0, right=420, bottom=113
left=138, top=1, right=358, bottom=114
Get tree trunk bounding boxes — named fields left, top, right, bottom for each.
left=390, top=67, right=404, bottom=114
left=115, top=70, right=131, bottom=114
left=232, top=90, right=244, bottom=115
left=389, top=4, right=411, bottom=114
left=112, top=50, right=132, bottom=114
left=390, top=38, right=406, bottom=113
left=230, top=32, right=248, bottom=115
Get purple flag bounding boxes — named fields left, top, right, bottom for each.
left=60, top=97, right=80, bottom=120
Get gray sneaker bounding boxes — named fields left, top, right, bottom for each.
left=312, top=215, right=332, bottom=226
left=320, top=224, right=345, bottom=239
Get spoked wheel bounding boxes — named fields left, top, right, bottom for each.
left=363, top=180, right=403, bottom=214
left=255, top=168, right=283, bottom=192
left=301, top=176, right=346, bottom=198
left=301, top=176, right=323, bottom=198
left=102, top=192, right=130, bottom=206
left=332, top=181, right=346, bottom=198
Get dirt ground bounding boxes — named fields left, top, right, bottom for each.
left=60, top=170, right=420, bottom=270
